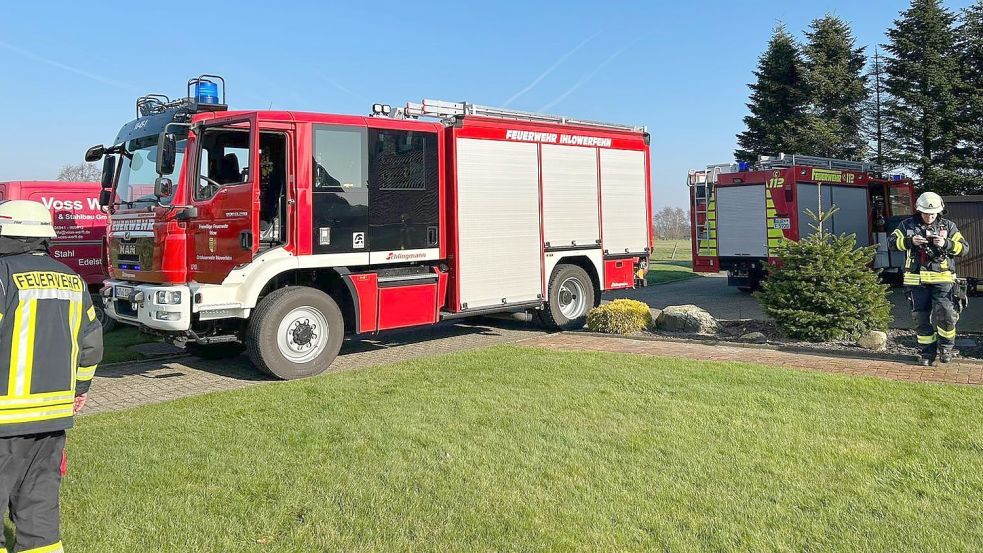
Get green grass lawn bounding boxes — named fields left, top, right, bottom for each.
left=51, top=346, right=983, bottom=551
left=101, top=326, right=157, bottom=364
left=646, top=261, right=698, bottom=285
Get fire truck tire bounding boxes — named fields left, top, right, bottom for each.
left=540, top=264, right=595, bottom=330
left=91, top=294, right=117, bottom=333
left=246, top=286, right=344, bottom=380
left=186, top=342, right=246, bottom=360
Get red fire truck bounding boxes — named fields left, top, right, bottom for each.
left=0, top=181, right=114, bottom=329
left=687, top=155, right=916, bottom=290
left=87, top=77, right=652, bottom=379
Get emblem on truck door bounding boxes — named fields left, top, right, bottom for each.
left=208, top=237, right=217, bottom=253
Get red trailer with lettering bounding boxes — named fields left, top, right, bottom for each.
left=0, top=181, right=114, bottom=328
left=90, top=79, right=652, bottom=379
left=687, top=155, right=916, bottom=290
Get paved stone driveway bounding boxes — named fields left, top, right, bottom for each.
left=84, top=319, right=547, bottom=415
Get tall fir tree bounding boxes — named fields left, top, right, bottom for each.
left=955, top=1, right=983, bottom=194
left=735, top=25, right=810, bottom=162
left=883, top=0, right=963, bottom=194
left=801, top=15, right=869, bottom=160
left=861, top=48, right=891, bottom=165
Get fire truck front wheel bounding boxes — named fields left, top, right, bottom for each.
left=246, top=286, right=344, bottom=380
left=540, top=264, right=595, bottom=330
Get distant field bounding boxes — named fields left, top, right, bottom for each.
left=651, top=239, right=692, bottom=262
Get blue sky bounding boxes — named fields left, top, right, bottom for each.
left=0, top=0, right=973, bottom=208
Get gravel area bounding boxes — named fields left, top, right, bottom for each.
left=646, top=319, right=982, bottom=362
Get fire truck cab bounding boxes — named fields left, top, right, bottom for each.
left=88, top=77, right=653, bottom=379
left=688, top=154, right=916, bottom=290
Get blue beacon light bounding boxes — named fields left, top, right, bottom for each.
left=195, top=80, right=219, bottom=105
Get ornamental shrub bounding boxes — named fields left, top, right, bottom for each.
left=586, top=299, right=653, bottom=334
left=757, top=209, right=892, bottom=341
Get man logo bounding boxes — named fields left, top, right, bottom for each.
left=208, top=237, right=217, bottom=253
left=353, top=232, right=365, bottom=249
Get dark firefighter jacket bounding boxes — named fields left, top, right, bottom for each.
left=890, top=216, right=970, bottom=285
left=0, top=249, right=103, bottom=437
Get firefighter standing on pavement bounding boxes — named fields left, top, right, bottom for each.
left=891, top=192, right=970, bottom=366
left=0, top=200, right=103, bottom=553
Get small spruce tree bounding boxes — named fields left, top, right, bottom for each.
left=757, top=207, right=892, bottom=342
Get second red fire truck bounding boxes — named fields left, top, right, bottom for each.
left=88, top=77, right=652, bottom=379
left=687, top=154, right=916, bottom=290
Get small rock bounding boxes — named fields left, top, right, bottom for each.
left=655, top=305, right=720, bottom=334
left=857, top=330, right=888, bottom=351
left=740, top=332, right=768, bottom=343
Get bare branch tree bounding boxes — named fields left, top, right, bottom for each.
left=56, top=162, right=102, bottom=182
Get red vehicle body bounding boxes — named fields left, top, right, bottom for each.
left=92, top=82, right=652, bottom=378
left=687, top=155, right=916, bottom=289
left=0, top=181, right=113, bottom=326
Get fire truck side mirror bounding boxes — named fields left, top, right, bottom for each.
left=100, top=156, right=116, bottom=191
left=85, top=144, right=105, bottom=162
left=156, top=132, right=177, bottom=176
left=154, top=177, right=173, bottom=199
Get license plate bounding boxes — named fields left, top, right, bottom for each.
left=115, top=286, right=134, bottom=301
left=119, top=243, right=138, bottom=256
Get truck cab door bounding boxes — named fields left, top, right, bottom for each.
left=186, top=113, right=259, bottom=284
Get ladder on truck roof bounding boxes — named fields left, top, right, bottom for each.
left=757, top=153, right=882, bottom=173
left=391, top=99, right=646, bottom=132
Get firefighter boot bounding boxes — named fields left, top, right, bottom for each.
left=939, top=350, right=954, bottom=364
left=918, top=355, right=934, bottom=367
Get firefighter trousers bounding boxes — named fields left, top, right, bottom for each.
left=0, top=431, right=65, bottom=553
left=909, top=282, right=958, bottom=358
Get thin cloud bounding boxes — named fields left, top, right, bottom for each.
left=538, top=41, right=634, bottom=112
left=0, top=39, right=136, bottom=91
left=317, top=71, right=366, bottom=104
left=503, top=32, right=601, bottom=107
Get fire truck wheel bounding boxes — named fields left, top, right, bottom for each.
left=246, top=286, right=344, bottom=380
left=92, top=294, right=117, bottom=333
left=540, top=264, right=595, bottom=330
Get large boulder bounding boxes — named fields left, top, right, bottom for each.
left=655, top=305, right=720, bottom=334
left=857, top=330, right=888, bottom=351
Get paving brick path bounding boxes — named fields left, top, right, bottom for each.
left=521, top=333, right=983, bottom=386
left=84, top=319, right=546, bottom=415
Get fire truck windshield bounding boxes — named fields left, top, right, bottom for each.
left=115, top=133, right=186, bottom=207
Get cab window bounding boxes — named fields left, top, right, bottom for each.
left=195, top=128, right=250, bottom=201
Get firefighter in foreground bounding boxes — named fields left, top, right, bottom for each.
left=0, top=200, right=103, bottom=553
left=891, top=192, right=970, bottom=366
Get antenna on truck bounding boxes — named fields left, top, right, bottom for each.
left=375, top=99, right=646, bottom=133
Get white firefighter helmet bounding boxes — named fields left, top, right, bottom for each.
left=915, top=191, right=945, bottom=214
left=0, top=200, right=57, bottom=238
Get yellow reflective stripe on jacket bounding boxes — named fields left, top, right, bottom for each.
left=0, top=404, right=74, bottom=424
left=69, top=296, right=83, bottom=383
left=919, top=270, right=955, bottom=283
left=917, top=334, right=938, bottom=345
left=903, top=273, right=921, bottom=285
left=0, top=392, right=75, bottom=408
left=951, top=231, right=965, bottom=255
left=76, top=365, right=97, bottom=382
left=892, top=228, right=907, bottom=250
left=21, top=540, right=65, bottom=553
left=7, top=298, right=38, bottom=397
left=937, top=327, right=957, bottom=340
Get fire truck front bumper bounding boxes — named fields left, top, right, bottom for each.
left=102, top=280, right=192, bottom=332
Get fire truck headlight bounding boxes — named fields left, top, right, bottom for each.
left=155, top=291, right=182, bottom=305
left=154, top=311, right=181, bottom=321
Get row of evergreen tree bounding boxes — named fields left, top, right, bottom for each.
left=736, top=0, right=983, bottom=195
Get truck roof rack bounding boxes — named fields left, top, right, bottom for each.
left=388, top=99, right=646, bottom=133
left=757, top=153, right=882, bottom=173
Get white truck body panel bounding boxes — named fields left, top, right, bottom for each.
left=599, top=149, right=648, bottom=255
left=541, top=145, right=600, bottom=248
left=717, top=185, right=767, bottom=257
